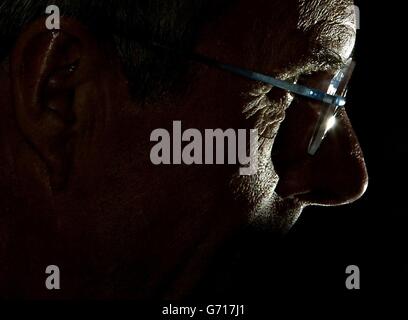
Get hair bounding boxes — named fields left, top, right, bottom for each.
left=0, top=0, right=234, bottom=101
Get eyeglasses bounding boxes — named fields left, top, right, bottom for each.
left=305, top=59, right=355, bottom=155
left=150, top=42, right=355, bottom=155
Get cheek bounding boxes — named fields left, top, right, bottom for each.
left=229, top=158, right=279, bottom=224
left=226, top=90, right=293, bottom=208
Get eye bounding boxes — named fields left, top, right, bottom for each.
left=297, top=71, right=335, bottom=91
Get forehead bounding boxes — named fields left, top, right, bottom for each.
left=198, top=0, right=356, bottom=74
left=298, top=0, right=357, bottom=60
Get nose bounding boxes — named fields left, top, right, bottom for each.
left=272, top=101, right=368, bottom=206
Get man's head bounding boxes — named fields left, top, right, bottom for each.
left=0, top=0, right=367, bottom=298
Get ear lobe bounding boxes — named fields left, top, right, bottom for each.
left=10, top=18, right=97, bottom=190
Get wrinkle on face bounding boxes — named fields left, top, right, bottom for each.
left=229, top=82, right=294, bottom=228
left=243, top=84, right=292, bottom=141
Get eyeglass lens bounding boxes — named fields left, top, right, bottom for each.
left=307, top=59, right=355, bottom=155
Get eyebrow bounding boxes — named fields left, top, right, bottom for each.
left=307, top=47, right=349, bottom=75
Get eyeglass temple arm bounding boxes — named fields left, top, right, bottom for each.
left=150, top=42, right=346, bottom=107
left=212, top=61, right=346, bottom=107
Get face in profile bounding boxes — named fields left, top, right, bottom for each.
left=0, top=0, right=367, bottom=298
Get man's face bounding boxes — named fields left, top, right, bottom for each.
left=0, top=0, right=367, bottom=297
left=145, top=0, right=367, bottom=231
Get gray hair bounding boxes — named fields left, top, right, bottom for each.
left=0, top=0, right=233, bottom=100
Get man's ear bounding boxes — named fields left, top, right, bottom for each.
left=10, top=18, right=102, bottom=190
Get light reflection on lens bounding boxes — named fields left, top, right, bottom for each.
left=325, top=116, right=336, bottom=132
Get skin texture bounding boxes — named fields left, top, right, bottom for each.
left=0, top=0, right=367, bottom=298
